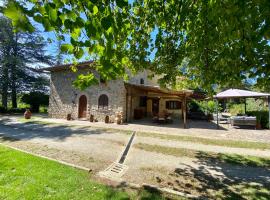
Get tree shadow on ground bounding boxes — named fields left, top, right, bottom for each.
left=170, top=152, right=270, bottom=199
left=0, top=118, right=119, bottom=141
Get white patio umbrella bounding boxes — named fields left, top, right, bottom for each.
left=214, top=89, right=270, bottom=129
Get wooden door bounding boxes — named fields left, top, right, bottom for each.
left=78, top=95, right=87, bottom=118
left=152, top=98, right=159, bottom=115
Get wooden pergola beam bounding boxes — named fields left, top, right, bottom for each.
left=183, top=95, right=187, bottom=129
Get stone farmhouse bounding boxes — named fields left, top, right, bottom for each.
left=45, top=61, right=198, bottom=128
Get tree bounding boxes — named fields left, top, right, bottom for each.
left=0, top=16, right=52, bottom=108
left=2, top=0, right=270, bottom=92
left=21, top=91, right=49, bottom=112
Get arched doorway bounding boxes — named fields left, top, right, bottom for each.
left=78, top=95, right=87, bottom=118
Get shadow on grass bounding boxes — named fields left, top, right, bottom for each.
left=170, top=152, right=270, bottom=199
left=0, top=117, right=119, bottom=141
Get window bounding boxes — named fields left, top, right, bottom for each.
left=139, top=96, right=147, bottom=107
left=140, top=78, right=144, bottom=85
left=98, top=94, right=108, bottom=109
left=166, top=101, right=181, bottom=110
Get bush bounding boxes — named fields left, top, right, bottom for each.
left=21, top=92, right=49, bottom=113
left=189, top=100, right=220, bottom=114
left=0, top=106, right=7, bottom=113
left=229, top=104, right=245, bottom=116
left=8, top=108, right=26, bottom=113
left=247, top=111, right=269, bottom=129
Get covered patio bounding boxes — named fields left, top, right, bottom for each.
left=214, top=89, right=270, bottom=129
left=124, top=83, right=199, bottom=128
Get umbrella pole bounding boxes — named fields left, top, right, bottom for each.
left=216, top=99, right=219, bottom=129
left=244, top=98, right=247, bottom=114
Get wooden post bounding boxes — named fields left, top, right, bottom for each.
left=216, top=99, right=219, bottom=129
left=183, top=95, right=187, bottom=129
left=129, top=95, right=133, bottom=122
left=244, top=98, right=247, bottom=114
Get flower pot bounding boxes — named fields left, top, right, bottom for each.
left=67, top=114, right=72, bottom=120
left=90, top=115, right=94, bottom=122
left=105, top=115, right=109, bottom=123
left=24, top=109, right=32, bottom=119
left=256, top=122, right=262, bottom=129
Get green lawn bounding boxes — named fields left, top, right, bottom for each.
left=136, top=132, right=270, bottom=150
left=0, top=145, right=169, bottom=200
left=134, top=143, right=270, bottom=168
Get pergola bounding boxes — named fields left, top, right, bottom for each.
left=214, top=89, right=270, bottom=129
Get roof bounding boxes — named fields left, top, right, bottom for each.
left=214, top=89, right=270, bottom=99
left=43, top=61, right=94, bottom=72
left=125, top=83, right=193, bottom=97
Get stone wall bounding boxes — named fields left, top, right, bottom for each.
left=49, top=68, right=127, bottom=122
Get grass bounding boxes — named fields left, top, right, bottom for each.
left=0, top=144, right=173, bottom=200
left=134, top=143, right=270, bottom=168
left=136, top=131, right=270, bottom=150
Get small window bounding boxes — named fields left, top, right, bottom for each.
left=166, top=101, right=181, bottom=110
left=139, top=96, right=147, bottom=107
left=140, top=78, right=144, bottom=85
left=98, top=94, right=108, bottom=109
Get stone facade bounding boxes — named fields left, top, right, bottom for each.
left=49, top=68, right=127, bottom=122
left=48, top=66, right=184, bottom=122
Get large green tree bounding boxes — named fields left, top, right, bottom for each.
left=0, top=16, right=52, bottom=108
left=2, top=0, right=270, bottom=92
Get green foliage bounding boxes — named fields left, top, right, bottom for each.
left=72, top=73, right=99, bottom=90
left=189, top=100, right=220, bottom=114
left=0, top=106, right=7, bottom=113
left=0, top=16, right=52, bottom=108
left=247, top=111, right=269, bottom=129
left=2, top=0, right=270, bottom=91
left=229, top=104, right=245, bottom=116
left=21, top=92, right=49, bottom=112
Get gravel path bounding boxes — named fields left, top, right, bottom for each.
left=4, top=114, right=270, bottom=143
left=1, top=117, right=270, bottom=198
left=1, top=116, right=269, bottom=158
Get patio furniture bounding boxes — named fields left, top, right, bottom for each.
left=214, top=88, right=270, bottom=129
left=213, top=113, right=230, bottom=124
left=152, top=111, right=173, bottom=124
left=230, top=116, right=256, bottom=128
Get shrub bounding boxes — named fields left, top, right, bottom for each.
left=229, top=104, right=245, bottom=116
left=189, top=100, right=220, bottom=114
left=8, top=108, right=26, bottom=113
left=21, top=92, right=49, bottom=113
left=247, top=111, right=269, bottom=129
left=0, top=106, right=7, bottom=113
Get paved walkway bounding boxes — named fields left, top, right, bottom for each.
left=3, top=114, right=270, bottom=143
left=0, top=115, right=270, bottom=157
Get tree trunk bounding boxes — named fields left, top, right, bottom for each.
left=1, top=64, right=9, bottom=109
left=10, top=63, right=17, bottom=108
left=11, top=33, right=18, bottom=109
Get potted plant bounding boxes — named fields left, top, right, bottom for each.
left=67, top=113, right=72, bottom=120
left=24, top=109, right=32, bottom=119
left=256, top=114, right=262, bottom=129
left=90, top=114, right=94, bottom=122
left=105, top=115, right=109, bottom=123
